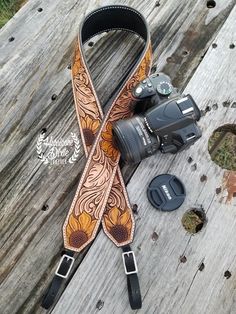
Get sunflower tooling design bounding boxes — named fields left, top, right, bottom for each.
left=63, top=40, right=152, bottom=252
left=103, top=206, right=132, bottom=243
left=66, top=212, right=96, bottom=247
left=100, top=122, right=119, bottom=162
left=81, top=116, right=100, bottom=146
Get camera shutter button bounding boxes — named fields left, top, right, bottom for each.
left=135, top=86, right=143, bottom=95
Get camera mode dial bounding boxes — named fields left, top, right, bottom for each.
left=156, top=81, right=172, bottom=96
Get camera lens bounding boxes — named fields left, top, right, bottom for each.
left=112, top=116, right=160, bottom=163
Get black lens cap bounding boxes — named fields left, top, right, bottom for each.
left=147, top=174, right=186, bottom=211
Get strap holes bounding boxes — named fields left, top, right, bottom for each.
left=41, top=204, right=49, bottom=211
left=212, top=43, right=217, bottom=48
left=37, top=7, right=43, bottom=12
left=207, top=0, right=216, bottom=8
left=88, top=41, right=94, bottom=47
left=8, top=36, right=15, bottom=42
left=155, top=1, right=160, bottom=6
left=229, top=43, right=235, bottom=49
left=67, top=64, right=72, bottom=70
left=182, top=50, right=189, bottom=56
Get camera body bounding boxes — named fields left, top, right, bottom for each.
left=112, top=73, right=202, bottom=163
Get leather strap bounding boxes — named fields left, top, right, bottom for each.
left=122, top=245, right=142, bottom=309
left=42, top=5, right=152, bottom=310
left=63, top=5, right=151, bottom=253
left=41, top=250, right=74, bottom=309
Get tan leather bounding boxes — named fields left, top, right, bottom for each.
left=63, top=37, right=152, bottom=252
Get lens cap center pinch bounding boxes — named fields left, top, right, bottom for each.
left=147, top=174, right=186, bottom=211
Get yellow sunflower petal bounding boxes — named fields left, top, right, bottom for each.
left=81, top=117, right=86, bottom=129
left=101, top=131, right=112, bottom=141
left=66, top=223, right=73, bottom=237
left=108, top=207, right=121, bottom=225
left=103, top=214, right=114, bottom=230
left=86, top=219, right=97, bottom=237
left=78, top=211, right=92, bottom=231
left=107, top=142, right=116, bottom=156
left=92, top=119, right=100, bottom=132
left=100, top=140, right=110, bottom=155
left=83, top=116, right=91, bottom=129
left=119, top=211, right=131, bottom=225
left=107, top=122, right=113, bottom=133
left=125, top=218, right=132, bottom=233
left=68, top=214, right=79, bottom=231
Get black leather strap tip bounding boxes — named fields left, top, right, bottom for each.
left=122, top=245, right=142, bottom=309
left=41, top=275, right=63, bottom=309
left=41, top=250, right=74, bottom=309
left=127, top=273, right=142, bottom=310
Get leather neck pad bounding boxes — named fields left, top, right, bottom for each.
left=81, top=5, right=149, bottom=43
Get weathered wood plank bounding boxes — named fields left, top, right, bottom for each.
left=0, top=1, right=160, bottom=313
left=0, top=0, right=235, bottom=313
left=52, top=4, right=236, bottom=314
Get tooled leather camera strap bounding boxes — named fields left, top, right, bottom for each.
left=42, top=5, right=152, bottom=310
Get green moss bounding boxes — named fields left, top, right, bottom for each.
left=208, top=128, right=236, bottom=171
left=0, top=0, right=26, bottom=28
left=208, top=131, right=221, bottom=151
left=182, top=209, right=206, bottom=234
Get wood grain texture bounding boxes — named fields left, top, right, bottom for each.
left=52, top=4, right=236, bottom=314
left=0, top=0, right=235, bottom=313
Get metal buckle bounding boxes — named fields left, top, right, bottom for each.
left=55, top=254, right=75, bottom=279
left=122, top=251, right=138, bottom=275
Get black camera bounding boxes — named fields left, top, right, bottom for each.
left=112, top=73, right=202, bottom=163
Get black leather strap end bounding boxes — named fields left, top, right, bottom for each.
left=41, top=250, right=75, bottom=309
left=122, top=245, right=142, bottom=310
left=127, top=273, right=142, bottom=310
left=41, top=275, right=64, bottom=309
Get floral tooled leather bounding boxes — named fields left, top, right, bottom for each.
left=103, top=206, right=132, bottom=243
left=100, top=122, right=119, bottom=162
left=66, top=212, right=96, bottom=248
left=64, top=41, right=152, bottom=252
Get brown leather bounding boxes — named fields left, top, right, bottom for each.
left=63, top=10, right=152, bottom=253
